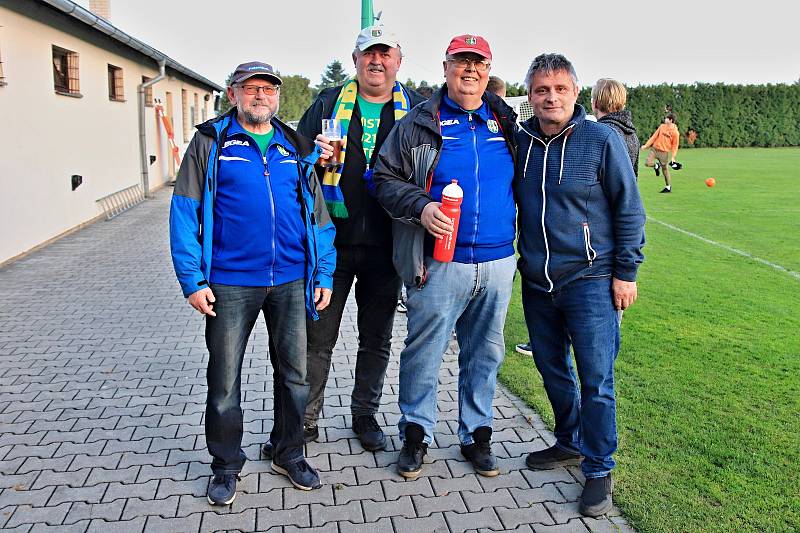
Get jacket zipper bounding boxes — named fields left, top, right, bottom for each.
left=469, top=113, right=479, bottom=264
left=263, top=152, right=276, bottom=286
left=520, top=124, right=575, bottom=292
left=582, top=222, right=596, bottom=266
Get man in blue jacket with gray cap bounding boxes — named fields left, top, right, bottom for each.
left=515, top=53, right=645, bottom=517
left=169, top=61, right=336, bottom=504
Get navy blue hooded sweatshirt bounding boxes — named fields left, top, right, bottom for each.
left=514, top=105, right=645, bottom=292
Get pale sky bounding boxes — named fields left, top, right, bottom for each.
left=98, top=0, right=799, bottom=90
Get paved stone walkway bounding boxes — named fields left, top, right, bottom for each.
left=0, top=190, right=635, bottom=532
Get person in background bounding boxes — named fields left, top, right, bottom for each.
left=591, top=78, right=640, bottom=176
left=642, top=112, right=680, bottom=192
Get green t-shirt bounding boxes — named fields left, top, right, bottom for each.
left=249, top=128, right=275, bottom=156
left=357, top=96, right=385, bottom=163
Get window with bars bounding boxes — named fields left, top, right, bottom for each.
left=141, top=76, right=153, bottom=107
left=52, top=45, right=80, bottom=95
left=107, top=64, right=124, bottom=101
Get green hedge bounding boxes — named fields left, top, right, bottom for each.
left=578, top=83, right=800, bottom=148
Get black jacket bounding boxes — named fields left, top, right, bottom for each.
left=598, top=110, right=640, bottom=177
left=372, top=87, right=517, bottom=287
left=297, top=84, right=425, bottom=248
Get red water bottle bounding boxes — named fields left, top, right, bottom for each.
left=433, top=179, right=463, bottom=263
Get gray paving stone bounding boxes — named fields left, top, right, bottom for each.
left=534, top=519, right=591, bottom=532
left=49, top=483, right=108, bottom=505
left=382, top=477, right=434, bottom=500
left=144, top=513, right=202, bottom=533
left=496, top=503, right=554, bottom=529
left=338, top=516, right=392, bottom=533
left=5, top=503, right=71, bottom=528
left=461, top=488, right=517, bottom=512
left=199, top=508, right=256, bottom=532
left=362, top=494, right=414, bottom=522
left=443, top=508, right=503, bottom=532
left=121, top=496, right=180, bottom=520
left=310, top=500, right=363, bottom=526
left=256, top=505, right=310, bottom=529
left=392, top=512, right=449, bottom=533
left=64, top=499, right=125, bottom=524
left=413, top=491, right=467, bottom=517
left=430, top=475, right=483, bottom=496
left=0, top=487, right=54, bottom=508
left=103, top=480, right=159, bottom=503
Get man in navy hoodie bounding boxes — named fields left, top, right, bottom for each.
left=372, top=35, right=518, bottom=480
left=169, top=62, right=336, bottom=504
left=515, top=54, right=645, bottom=517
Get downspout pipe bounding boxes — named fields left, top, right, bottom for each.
left=138, top=60, right=166, bottom=199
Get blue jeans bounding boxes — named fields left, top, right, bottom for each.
left=205, top=279, right=308, bottom=474
left=305, top=245, right=400, bottom=425
left=399, top=255, right=516, bottom=445
left=521, top=276, right=620, bottom=478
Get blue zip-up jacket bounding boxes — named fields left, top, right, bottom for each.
left=515, top=105, right=645, bottom=292
left=169, top=109, right=336, bottom=320
left=430, top=94, right=516, bottom=264
left=210, top=117, right=307, bottom=287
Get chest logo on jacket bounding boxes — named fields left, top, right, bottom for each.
left=487, top=120, right=499, bottom=134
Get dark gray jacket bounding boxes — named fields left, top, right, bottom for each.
left=372, top=87, right=517, bottom=287
left=598, top=110, right=640, bottom=177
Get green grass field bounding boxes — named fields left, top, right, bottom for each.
left=499, top=147, right=800, bottom=532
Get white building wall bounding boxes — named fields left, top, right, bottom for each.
left=0, top=6, right=215, bottom=264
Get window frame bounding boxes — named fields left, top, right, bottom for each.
left=107, top=63, right=125, bottom=102
left=52, top=45, right=81, bottom=97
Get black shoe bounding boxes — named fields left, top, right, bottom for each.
left=206, top=473, right=239, bottom=505
left=261, top=424, right=319, bottom=459
left=579, top=474, right=614, bottom=517
left=659, top=187, right=672, bottom=193
left=654, top=161, right=661, bottom=176
left=669, top=161, right=682, bottom=170
left=271, top=458, right=322, bottom=491
left=525, top=445, right=582, bottom=469
left=352, top=414, right=387, bottom=451
left=397, top=423, right=427, bottom=479
left=460, top=426, right=499, bottom=477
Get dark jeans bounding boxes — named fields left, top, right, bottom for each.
left=305, top=245, right=400, bottom=425
left=205, top=279, right=307, bottom=473
left=521, top=276, right=620, bottom=478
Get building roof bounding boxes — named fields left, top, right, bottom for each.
left=36, top=0, right=224, bottom=92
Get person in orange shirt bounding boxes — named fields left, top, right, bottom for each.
left=642, top=113, right=680, bottom=193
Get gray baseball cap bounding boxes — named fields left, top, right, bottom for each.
left=355, top=25, right=400, bottom=51
left=230, top=62, right=282, bottom=86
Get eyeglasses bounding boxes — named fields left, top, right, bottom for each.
left=446, top=57, right=491, bottom=72
left=236, top=84, right=280, bottom=95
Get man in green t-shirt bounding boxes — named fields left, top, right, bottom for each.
left=261, top=25, right=424, bottom=456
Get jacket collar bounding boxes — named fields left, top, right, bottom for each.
left=413, top=85, right=517, bottom=134
left=197, top=108, right=320, bottom=164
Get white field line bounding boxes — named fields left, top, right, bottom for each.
left=647, top=216, right=800, bottom=281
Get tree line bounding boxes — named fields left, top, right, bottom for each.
left=218, top=61, right=800, bottom=148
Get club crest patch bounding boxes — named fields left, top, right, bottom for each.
left=465, top=36, right=477, bottom=45
left=277, top=145, right=290, bottom=156
left=487, top=119, right=499, bottom=133
left=372, top=28, right=382, bottom=37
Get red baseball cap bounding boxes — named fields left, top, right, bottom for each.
left=446, top=34, right=492, bottom=60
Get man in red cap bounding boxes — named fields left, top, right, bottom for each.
left=372, top=35, right=518, bottom=479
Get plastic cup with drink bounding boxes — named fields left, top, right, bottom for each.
left=321, top=119, right=343, bottom=169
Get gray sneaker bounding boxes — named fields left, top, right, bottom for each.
left=515, top=342, right=533, bottom=356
